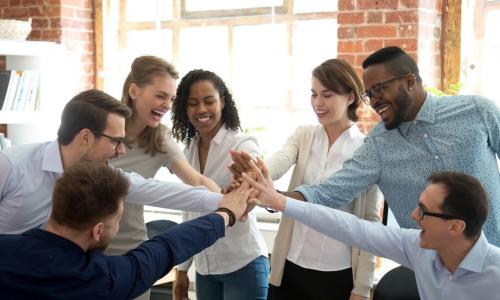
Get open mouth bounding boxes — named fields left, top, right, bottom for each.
left=195, top=115, right=212, bottom=125
left=374, top=103, right=391, bottom=119
left=315, top=110, right=328, bottom=118
left=151, top=109, right=165, bottom=119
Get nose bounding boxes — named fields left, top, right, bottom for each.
left=197, top=102, right=207, bottom=113
left=116, top=142, right=126, bottom=156
left=410, top=207, right=420, bottom=223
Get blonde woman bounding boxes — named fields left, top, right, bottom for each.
left=108, top=56, right=220, bottom=300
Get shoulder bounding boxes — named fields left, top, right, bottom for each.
left=1, top=142, right=47, bottom=166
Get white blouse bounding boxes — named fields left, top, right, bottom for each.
left=178, top=125, right=268, bottom=275
left=287, top=124, right=364, bottom=271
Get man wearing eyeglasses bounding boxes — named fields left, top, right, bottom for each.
left=242, top=165, right=500, bottom=300
left=231, top=46, right=500, bottom=247
left=0, top=89, right=228, bottom=234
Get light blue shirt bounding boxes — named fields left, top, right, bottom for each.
left=284, top=199, right=500, bottom=300
left=0, top=140, right=222, bottom=234
left=296, top=93, right=500, bottom=245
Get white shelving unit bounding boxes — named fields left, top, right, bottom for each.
left=0, top=40, right=70, bottom=146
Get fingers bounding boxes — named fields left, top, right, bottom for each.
left=256, top=157, right=270, bottom=179
left=230, top=150, right=254, bottom=172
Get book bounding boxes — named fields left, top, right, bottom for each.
left=0, top=71, right=11, bottom=110
left=2, top=70, right=21, bottom=111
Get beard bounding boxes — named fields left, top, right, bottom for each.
left=384, top=86, right=412, bottom=130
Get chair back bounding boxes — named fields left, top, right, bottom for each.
left=372, top=266, right=420, bottom=300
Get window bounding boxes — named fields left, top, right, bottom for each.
left=98, top=0, right=338, bottom=220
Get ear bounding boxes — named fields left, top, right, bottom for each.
left=407, top=73, right=417, bottom=91
left=91, top=222, right=105, bottom=242
left=79, top=128, right=95, bottom=147
left=128, top=82, right=138, bottom=101
left=448, top=220, right=466, bottom=237
left=347, top=92, right=355, bottom=105
left=220, top=97, right=225, bottom=110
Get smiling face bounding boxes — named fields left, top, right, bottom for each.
left=362, top=64, right=413, bottom=130
left=82, top=113, right=126, bottom=164
left=310, top=76, right=352, bottom=127
left=129, top=74, right=177, bottom=129
left=186, top=80, right=224, bottom=140
left=411, top=183, right=453, bottom=250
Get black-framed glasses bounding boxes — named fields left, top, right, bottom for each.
left=95, top=132, right=124, bottom=152
left=362, top=74, right=410, bottom=102
left=418, top=206, right=462, bottom=221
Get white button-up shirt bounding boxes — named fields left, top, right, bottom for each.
left=0, top=140, right=222, bottom=234
left=287, top=125, right=360, bottom=271
left=178, top=126, right=268, bottom=275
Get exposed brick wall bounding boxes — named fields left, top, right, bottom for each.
left=0, top=0, right=95, bottom=91
left=338, top=0, right=443, bottom=133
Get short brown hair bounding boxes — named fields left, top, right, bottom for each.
left=122, top=56, right=179, bottom=155
left=428, top=171, right=488, bottom=239
left=312, top=59, right=363, bottom=122
left=51, top=162, right=130, bottom=231
left=57, top=89, right=132, bottom=145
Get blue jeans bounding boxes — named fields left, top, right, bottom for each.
left=195, top=255, right=269, bottom=300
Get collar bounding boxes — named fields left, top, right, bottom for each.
left=209, top=125, right=232, bottom=146
left=24, top=228, right=85, bottom=254
left=398, top=93, right=438, bottom=136
left=456, top=232, right=489, bottom=273
left=432, top=232, right=489, bottom=274
left=41, top=140, right=64, bottom=174
left=318, top=124, right=362, bottom=140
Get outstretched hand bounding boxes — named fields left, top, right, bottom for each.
left=218, top=180, right=255, bottom=221
left=241, top=157, right=286, bottom=212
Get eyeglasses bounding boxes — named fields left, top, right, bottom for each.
left=95, top=132, right=124, bottom=152
left=362, top=74, right=410, bottom=102
left=417, top=206, right=462, bottom=221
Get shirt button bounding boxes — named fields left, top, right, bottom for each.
left=434, top=155, right=439, bottom=160
left=424, top=133, right=428, bottom=138
left=449, top=276, right=453, bottom=280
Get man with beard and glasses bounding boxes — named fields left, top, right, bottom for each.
left=0, top=89, right=230, bottom=235
left=0, top=162, right=254, bottom=299
left=229, top=46, right=500, bottom=247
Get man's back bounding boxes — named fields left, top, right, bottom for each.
left=0, top=229, right=119, bottom=299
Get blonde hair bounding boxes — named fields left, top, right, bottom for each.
left=121, top=56, right=179, bottom=156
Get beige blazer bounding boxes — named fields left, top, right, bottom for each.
left=266, top=125, right=382, bottom=298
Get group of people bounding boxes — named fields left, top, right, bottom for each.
left=0, top=45, right=498, bottom=300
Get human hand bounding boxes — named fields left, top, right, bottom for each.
left=173, top=270, right=190, bottom=300
left=218, top=181, right=254, bottom=221
left=241, top=157, right=286, bottom=211
left=228, top=150, right=257, bottom=178
left=349, top=294, right=369, bottom=300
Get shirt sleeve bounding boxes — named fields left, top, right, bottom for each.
left=162, top=131, right=187, bottom=170
left=283, top=198, right=418, bottom=269
left=476, top=96, right=500, bottom=156
left=106, top=213, right=226, bottom=299
left=295, top=136, right=381, bottom=208
left=124, top=170, right=222, bottom=211
left=265, top=126, right=301, bottom=181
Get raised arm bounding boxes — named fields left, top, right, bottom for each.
left=109, top=183, right=253, bottom=299
left=171, top=159, right=221, bottom=192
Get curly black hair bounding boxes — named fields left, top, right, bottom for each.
left=171, top=69, right=240, bottom=145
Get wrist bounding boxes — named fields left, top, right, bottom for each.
left=214, top=207, right=236, bottom=227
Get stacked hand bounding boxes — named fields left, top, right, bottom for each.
left=226, top=150, right=286, bottom=212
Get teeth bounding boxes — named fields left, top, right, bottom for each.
left=376, top=105, right=389, bottom=114
left=197, top=117, right=210, bottom=122
left=152, top=110, right=164, bottom=117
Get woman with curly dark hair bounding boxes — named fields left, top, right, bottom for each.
left=172, top=69, right=269, bottom=300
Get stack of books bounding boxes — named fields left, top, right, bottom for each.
left=0, top=70, right=39, bottom=112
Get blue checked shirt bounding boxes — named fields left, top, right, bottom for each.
left=296, top=93, right=500, bottom=246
